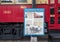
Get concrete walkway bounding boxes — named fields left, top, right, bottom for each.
left=0, top=40, right=48, bottom=42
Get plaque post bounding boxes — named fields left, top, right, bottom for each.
left=30, top=36, right=37, bottom=42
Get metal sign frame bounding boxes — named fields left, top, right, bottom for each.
left=24, top=8, right=45, bottom=36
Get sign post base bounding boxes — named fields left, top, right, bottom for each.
left=30, top=36, right=37, bottom=42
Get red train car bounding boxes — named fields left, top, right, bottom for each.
left=0, top=5, right=32, bottom=22
left=0, top=4, right=32, bottom=39
left=36, top=0, right=60, bottom=41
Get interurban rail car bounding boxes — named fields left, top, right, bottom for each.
left=0, top=0, right=60, bottom=40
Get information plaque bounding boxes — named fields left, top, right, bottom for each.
left=24, top=8, right=44, bottom=36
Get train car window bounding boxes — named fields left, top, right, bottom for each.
left=15, top=0, right=32, bottom=4
left=44, top=22, right=48, bottom=33
left=1, top=0, right=14, bottom=4
left=50, top=17, right=54, bottom=24
left=17, top=0, right=27, bottom=2
left=50, top=7, right=54, bottom=14
left=58, top=7, right=60, bottom=14
left=44, top=22, right=48, bottom=28
left=50, top=0, right=54, bottom=4
left=58, top=17, right=60, bottom=24
left=1, top=0, right=12, bottom=2
left=58, top=0, right=60, bottom=3
left=36, top=0, right=48, bottom=4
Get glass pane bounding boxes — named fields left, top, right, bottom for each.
left=50, top=7, right=54, bottom=14
left=36, top=0, right=48, bottom=4
left=1, top=0, right=12, bottom=2
left=58, top=17, right=60, bottom=24
left=58, top=7, right=60, bottom=14
left=50, top=0, right=54, bottom=4
left=1, top=0, right=12, bottom=1
left=1, top=0, right=14, bottom=4
left=44, top=22, right=48, bottom=27
left=17, top=0, right=27, bottom=2
left=50, top=17, right=54, bottom=24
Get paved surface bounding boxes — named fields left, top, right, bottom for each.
left=0, top=40, right=48, bottom=42
left=0, top=34, right=48, bottom=42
